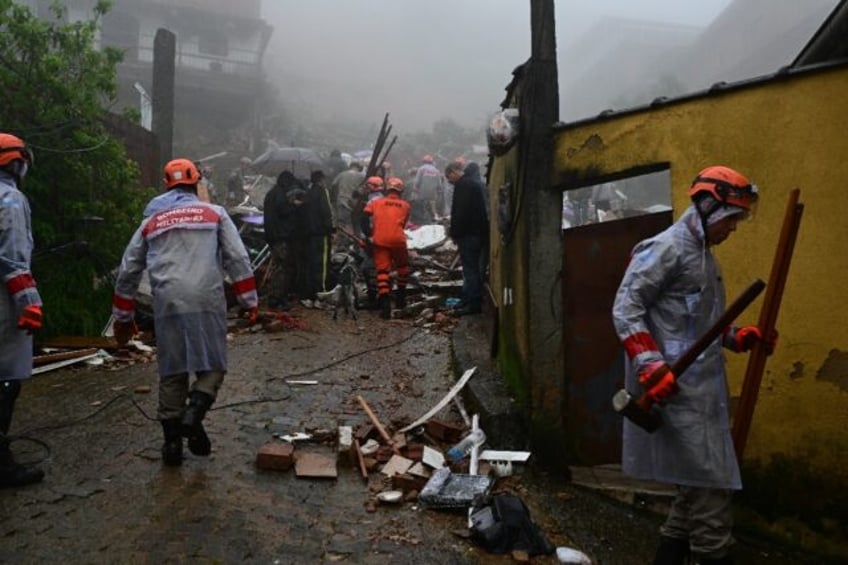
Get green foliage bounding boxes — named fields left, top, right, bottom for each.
left=0, top=0, right=154, bottom=336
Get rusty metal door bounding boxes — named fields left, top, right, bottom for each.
left=561, top=211, right=672, bottom=464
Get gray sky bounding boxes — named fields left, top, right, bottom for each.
left=259, top=1, right=733, bottom=132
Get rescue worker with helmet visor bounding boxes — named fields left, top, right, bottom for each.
left=612, top=165, right=775, bottom=564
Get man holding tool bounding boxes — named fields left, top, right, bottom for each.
left=612, top=166, right=776, bottom=565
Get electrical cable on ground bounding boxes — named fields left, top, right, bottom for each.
left=265, top=328, right=421, bottom=382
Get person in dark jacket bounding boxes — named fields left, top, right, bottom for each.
left=445, top=161, right=489, bottom=315
left=302, top=170, right=334, bottom=305
left=263, top=171, right=307, bottom=309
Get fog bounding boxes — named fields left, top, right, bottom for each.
left=261, top=0, right=837, bottom=135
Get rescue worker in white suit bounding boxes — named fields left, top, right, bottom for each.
left=612, top=166, right=776, bottom=564
left=0, top=133, right=44, bottom=488
left=112, top=159, right=258, bottom=466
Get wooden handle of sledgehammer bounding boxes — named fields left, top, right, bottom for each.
left=614, top=278, right=766, bottom=431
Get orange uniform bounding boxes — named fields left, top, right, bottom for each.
left=363, top=193, right=410, bottom=298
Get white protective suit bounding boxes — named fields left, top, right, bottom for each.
left=612, top=205, right=741, bottom=490
left=113, top=189, right=257, bottom=377
left=0, top=172, right=41, bottom=380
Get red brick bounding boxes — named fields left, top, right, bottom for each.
left=425, top=419, right=464, bottom=443
left=256, top=442, right=294, bottom=471
left=375, top=445, right=393, bottom=463
left=391, top=472, right=428, bottom=493
left=404, top=443, right=424, bottom=461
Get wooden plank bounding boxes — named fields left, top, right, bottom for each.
left=733, top=190, right=804, bottom=460
left=41, top=335, right=120, bottom=350
left=356, top=395, right=401, bottom=455
left=33, top=348, right=99, bottom=367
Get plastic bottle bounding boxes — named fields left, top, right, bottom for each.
left=445, top=429, right=486, bottom=462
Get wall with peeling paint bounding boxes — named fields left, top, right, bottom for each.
left=541, top=62, right=848, bottom=533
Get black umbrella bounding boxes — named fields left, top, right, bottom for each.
left=250, top=147, right=328, bottom=179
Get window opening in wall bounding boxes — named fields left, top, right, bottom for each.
left=199, top=33, right=229, bottom=57
left=562, top=169, right=672, bottom=230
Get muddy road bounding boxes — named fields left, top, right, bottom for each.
left=1, top=307, right=811, bottom=564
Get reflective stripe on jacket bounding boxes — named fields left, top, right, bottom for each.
left=113, top=190, right=257, bottom=377
left=0, top=172, right=40, bottom=380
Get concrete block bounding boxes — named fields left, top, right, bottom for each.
left=256, top=442, right=294, bottom=471
left=338, top=425, right=355, bottom=467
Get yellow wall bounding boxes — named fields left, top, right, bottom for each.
left=488, top=147, right=533, bottom=402
left=551, top=65, right=848, bottom=479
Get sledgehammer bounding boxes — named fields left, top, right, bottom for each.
left=612, top=279, right=766, bottom=432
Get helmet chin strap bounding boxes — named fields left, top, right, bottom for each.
left=5, top=160, right=28, bottom=182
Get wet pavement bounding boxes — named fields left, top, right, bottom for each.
left=0, top=305, right=818, bottom=564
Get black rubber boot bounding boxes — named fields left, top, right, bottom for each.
left=395, top=288, right=406, bottom=310
left=652, top=536, right=690, bottom=565
left=0, top=381, right=44, bottom=488
left=181, top=391, right=213, bottom=456
left=160, top=419, right=183, bottom=466
left=363, top=289, right=380, bottom=310
left=378, top=294, right=391, bottom=319
left=0, top=438, right=44, bottom=488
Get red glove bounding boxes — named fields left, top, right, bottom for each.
left=113, top=319, right=138, bottom=346
left=639, top=361, right=678, bottom=403
left=735, top=325, right=778, bottom=355
left=242, top=306, right=260, bottom=325
left=17, top=305, right=42, bottom=333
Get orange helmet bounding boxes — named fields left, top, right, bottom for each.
left=0, top=133, right=32, bottom=167
left=386, top=177, right=404, bottom=193
left=163, top=158, right=201, bottom=189
left=365, top=176, right=384, bottom=192
left=689, top=166, right=758, bottom=211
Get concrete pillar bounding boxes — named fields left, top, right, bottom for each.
left=152, top=28, right=175, bottom=173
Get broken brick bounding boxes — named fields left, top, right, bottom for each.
left=425, top=419, right=463, bottom=443
left=391, top=472, right=428, bottom=493
left=404, top=443, right=424, bottom=461
left=355, top=424, right=376, bottom=442
left=256, top=442, right=294, bottom=471
left=375, top=445, right=393, bottom=463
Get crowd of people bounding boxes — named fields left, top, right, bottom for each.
left=257, top=151, right=490, bottom=319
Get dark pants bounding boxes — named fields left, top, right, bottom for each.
left=306, top=234, right=331, bottom=298
left=457, top=234, right=486, bottom=309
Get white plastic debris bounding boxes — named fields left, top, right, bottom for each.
left=276, top=432, right=311, bottom=443
left=359, top=438, right=380, bottom=456
left=556, top=546, right=592, bottom=564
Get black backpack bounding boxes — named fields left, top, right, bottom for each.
left=469, top=492, right=555, bottom=556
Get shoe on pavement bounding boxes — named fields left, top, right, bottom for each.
left=300, top=299, right=313, bottom=308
